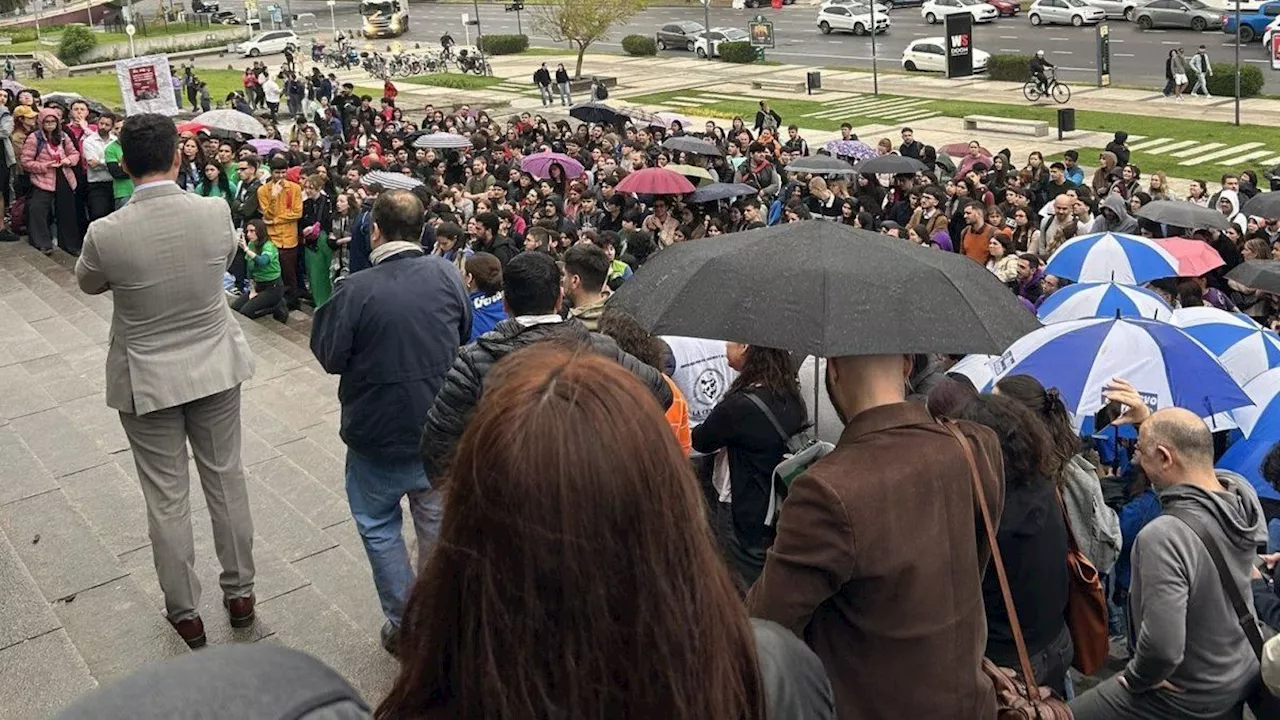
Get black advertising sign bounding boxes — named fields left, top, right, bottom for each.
left=944, top=13, right=973, bottom=79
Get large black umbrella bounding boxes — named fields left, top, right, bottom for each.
left=662, top=135, right=723, bottom=157
left=688, top=182, right=757, bottom=203
left=785, top=154, right=858, bottom=175
left=1135, top=200, right=1230, bottom=231
left=568, top=101, right=626, bottom=126
left=41, top=92, right=110, bottom=115
left=608, top=221, right=1039, bottom=357
left=1226, top=260, right=1280, bottom=294
left=1242, top=192, right=1280, bottom=219
left=853, top=155, right=928, bottom=175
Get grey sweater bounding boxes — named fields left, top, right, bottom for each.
left=1123, top=471, right=1266, bottom=704
left=1061, top=455, right=1122, bottom=574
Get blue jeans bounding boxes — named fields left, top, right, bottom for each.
left=1267, top=518, right=1280, bottom=554
left=344, top=449, right=443, bottom=628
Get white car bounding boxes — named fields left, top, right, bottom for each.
left=821, top=0, right=894, bottom=16
left=1264, top=16, right=1280, bottom=46
left=901, top=36, right=990, bottom=70
left=921, top=0, right=1000, bottom=23
left=1081, top=0, right=1139, bottom=19
left=237, top=29, right=299, bottom=57
left=1029, top=0, right=1106, bottom=24
left=693, top=27, right=750, bottom=58
left=818, top=4, right=892, bottom=32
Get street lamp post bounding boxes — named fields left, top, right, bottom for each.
left=326, top=0, right=336, bottom=40
left=702, top=0, right=710, bottom=60
left=1234, top=1, right=1241, bottom=126
left=472, top=0, right=482, bottom=42
left=869, top=2, right=878, bottom=94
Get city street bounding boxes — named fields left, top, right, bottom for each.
left=287, top=0, right=1278, bottom=91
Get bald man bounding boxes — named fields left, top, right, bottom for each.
left=1071, top=401, right=1267, bottom=719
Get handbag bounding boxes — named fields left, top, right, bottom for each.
left=942, top=420, right=1074, bottom=719
left=1167, top=510, right=1280, bottom=720
left=1055, top=487, right=1109, bottom=675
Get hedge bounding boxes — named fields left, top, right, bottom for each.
left=987, top=54, right=1029, bottom=82
left=57, top=25, right=97, bottom=64
left=1205, top=62, right=1264, bottom=98
left=0, top=28, right=38, bottom=44
left=477, top=34, right=528, bottom=55
left=718, top=41, right=758, bottom=64
left=621, top=34, right=657, bottom=56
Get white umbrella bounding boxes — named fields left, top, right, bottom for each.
left=190, top=109, right=267, bottom=137
left=413, top=132, right=473, bottom=150
left=361, top=170, right=423, bottom=190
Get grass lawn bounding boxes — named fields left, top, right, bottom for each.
left=1, top=24, right=242, bottom=53
left=629, top=89, right=1280, bottom=177
left=402, top=73, right=503, bottom=90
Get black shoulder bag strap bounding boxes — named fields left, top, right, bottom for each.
left=744, top=392, right=790, bottom=445
left=1167, top=510, right=1265, bottom=657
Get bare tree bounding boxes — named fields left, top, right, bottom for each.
left=532, top=0, right=647, bottom=79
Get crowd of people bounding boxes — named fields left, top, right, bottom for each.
left=25, top=53, right=1280, bottom=720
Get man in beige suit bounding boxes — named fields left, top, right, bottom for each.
left=75, top=113, right=257, bottom=649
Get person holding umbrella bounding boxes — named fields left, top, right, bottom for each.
left=738, top=143, right=777, bottom=197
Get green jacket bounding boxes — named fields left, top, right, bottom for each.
left=103, top=139, right=133, bottom=200
left=247, top=239, right=281, bottom=283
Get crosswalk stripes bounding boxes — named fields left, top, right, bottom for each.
left=1180, top=142, right=1266, bottom=166
left=1127, top=136, right=1174, bottom=152
left=1212, top=149, right=1275, bottom=167
left=1171, top=142, right=1225, bottom=159
left=1139, top=140, right=1200, bottom=155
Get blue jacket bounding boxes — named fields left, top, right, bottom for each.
left=1115, top=488, right=1161, bottom=591
left=311, top=249, right=472, bottom=460
left=468, top=290, right=508, bottom=342
left=348, top=205, right=373, bottom=274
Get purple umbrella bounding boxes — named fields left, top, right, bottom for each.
left=247, top=138, right=287, bottom=154
left=2, top=78, right=24, bottom=95
left=522, top=151, right=584, bottom=180
left=823, top=139, right=877, bottom=161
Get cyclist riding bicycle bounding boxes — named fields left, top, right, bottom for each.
left=1029, top=50, right=1054, bottom=95
left=440, top=31, right=455, bottom=58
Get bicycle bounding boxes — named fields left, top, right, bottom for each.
left=1022, top=68, right=1071, bottom=104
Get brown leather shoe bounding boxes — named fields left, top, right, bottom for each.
left=224, top=595, right=256, bottom=628
left=170, top=616, right=206, bottom=649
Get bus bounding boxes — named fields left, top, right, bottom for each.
left=361, top=0, right=408, bottom=38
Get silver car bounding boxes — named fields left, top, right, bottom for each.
left=655, top=21, right=705, bottom=51
left=1134, top=0, right=1223, bottom=29
left=1030, top=0, right=1108, bottom=23
left=1082, top=0, right=1139, bottom=20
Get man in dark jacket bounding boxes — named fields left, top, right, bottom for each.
left=311, top=189, right=471, bottom=655
left=420, top=251, right=673, bottom=478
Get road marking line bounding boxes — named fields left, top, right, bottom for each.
left=1214, top=149, right=1276, bottom=166
left=1049, top=36, right=1070, bottom=40
left=1180, top=142, right=1266, bottom=165
left=1128, top=137, right=1174, bottom=151
left=1171, top=142, right=1226, bottom=158
left=1244, top=59, right=1269, bottom=64
left=999, top=47, right=1021, bottom=52
left=999, top=34, right=1019, bottom=38
left=1051, top=50, right=1073, bottom=54
left=1140, top=139, right=1201, bottom=154
left=1161, top=40, right=1179, bottom=44
left=1115, top=52, right=1135, bottom=57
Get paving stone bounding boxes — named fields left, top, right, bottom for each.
left=0, top=424, right=58, bottom=507
left=0, top=363, right=58, bottom=421
left=241, top=396, right=305, bottom=447
left=58, top=463, right=150, bottom=557
left=0, top=529, right=61, bottom=650
left=291, top=546, right=385, bottom=639
left=20, top=354, right=101, bottom=404
left=0, top=289, right=57, bottom=323
left=60, top=310, right=110, bottom=347
left=0, top=330, right=57, bottom=367
left=250, top=455, right=349, bottom=529
left=257, top=585, right=397, bottom=702
left=277, top=436, right=346, bottom=497
left=242, top=426, right=283, bottom=467
left=0, top=630, right=97, bottom=720
left=244, top=474, right=338, bottom=562
left=29, top=315, right=95, bottom=354
left=244, top=376, right=340, bottom=432
left=54, top=575, right=191, bottom=684
left=10, top=407, right=110, bottom=478
left=0, top=490, right=127, bottom=600
left=61, top=393, right=131, bottom=455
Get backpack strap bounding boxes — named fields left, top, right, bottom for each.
left=1166, top=510, right=1266, bottom=658
left=745, top=391, right=790, bottom=444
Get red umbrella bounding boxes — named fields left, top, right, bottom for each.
left=1156, top=237, right=1225, bottom=277
left=941, top=142, right=991, bottom=157
left=176, top=121, right=208, bottom=135
left=615, top=167, right=696, bottom=196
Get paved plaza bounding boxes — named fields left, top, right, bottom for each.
left=0, top=242, right=400, bottom=719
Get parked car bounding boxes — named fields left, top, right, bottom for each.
left=986, top=0, right=1022, bottom=15
left=191, top=0, right=219, bottom=12
left=1203, top=0, right=1267, bottom=11
left=1136, top=0, right=1225, bottom=28
left=655, top=20, right=704, bottom=50
left=210, top=9, right=240, bottom=23
left=739, top=0, right=794, bottom=6
left=1264, top=15, right=1280, bottom=45
left=1030, top=0, right=1107, bottom=24
left=693, top=27, right=750, bottom=57
left=888, top=0, right=925, bottom=6
left=818, top=4, right=892, bottom=32
left=822, top=0, right=894, bottom=15
left=237, top=29, right=299, bottom=57
left=1082, top=0, right=1139, bottom=19
left=921, top=0, right=1000, bottom=23
left=901, top=36, right=991, bottom=70
left=1221, top=0, right=1280, bottom=39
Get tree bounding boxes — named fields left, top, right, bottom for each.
left=57, top=25, right=98, bottom=64
left=531, top=0, right=647, bottom=79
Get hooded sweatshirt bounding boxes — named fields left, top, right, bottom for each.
left=1092, top=151, right=1118, bottom=197
left=1217, top=189, right=1248, bottom=235
left=1122, top=471, right=1265, bottom=705
left=1090, top=192, right=1139, bottom=235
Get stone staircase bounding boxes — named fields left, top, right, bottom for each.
left=0, top=242, right=401, bottom=719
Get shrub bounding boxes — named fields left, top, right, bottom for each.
left=718, top=41, right=758, bottom=64
left=987, top=54, right=1030, bottom=82
left=477, top=34, right=528, bottom=55
left=621, top=34, right=657, bottom=56
left=57, top=25, right=97, bottom=64
left=1205, top=62, right=1264, bottom=98
left=0, top=28, right=39, bottom=44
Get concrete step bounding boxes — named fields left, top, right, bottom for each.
left=0, top=242, right=400, bottom=716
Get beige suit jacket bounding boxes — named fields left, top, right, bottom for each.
left=76, top=182, right=254, bottom=415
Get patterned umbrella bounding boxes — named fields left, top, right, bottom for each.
left=822, top=139, right=877, bottom=161
left=654, top=111, right=693, bottom=129
left=1044, top=231, right=1179, bottom=285
left=191, top=108, right=267, bottom=137
left=361, top=170, right=424, bottom=190
left=412, top=131, right=473, bottom=150
left=522, top=151, right=584, bottom=179
left=615, top=167, right=696, bottom=196
left=617, top=105, right=665, bottom=127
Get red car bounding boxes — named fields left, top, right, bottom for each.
left=987, top=0, right=1020, bottom=14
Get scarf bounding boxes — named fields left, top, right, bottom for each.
left=370, top=240, right=422, bottom=266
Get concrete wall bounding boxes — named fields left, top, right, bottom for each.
left=79, top=28, right=246, bottom=63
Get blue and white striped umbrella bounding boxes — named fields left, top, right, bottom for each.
left=1036, top=281, right=1172, bottom=324
left=949, top=354, right=999, bottom=391
left=1172, top=307, right=1280, bottom=384
left=1225, top=367, right=1280, bottom=438
left=1044, top=231, right=1179, bottom=285
left=361, top=170, right=423, bottom=191
left=987, top=317, right=1251, bottom=421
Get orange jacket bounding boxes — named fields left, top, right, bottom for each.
left=664, top=375, right=691, bottom=456
left=258, top=179, right=303, bottom=249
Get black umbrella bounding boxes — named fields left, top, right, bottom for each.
left=688, top=182, right=758, bottom=203
left=568, top=101, right=626, bottom=126
left=785, top=154, right=858, bottom=175
left=1242, top=192, right=1280, bottom=219
left=1226, top=260, right=1280, bottom=294
left=608, top=221, right=1039, bottom=357
left=662, top=135, right=723, bottom=157
left=41, top=92, right=110, bottom=115
left=853, top=155, right=928, bottom=175
left=1135, top=200, right=1230, bottom=231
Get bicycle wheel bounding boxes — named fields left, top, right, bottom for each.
left=1022, top=81, right=1039, bottom=102
left=1052, top=82, right=1071, bottom=104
